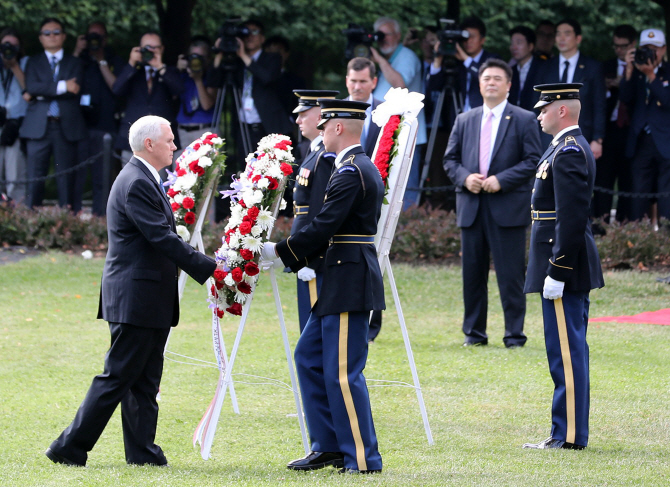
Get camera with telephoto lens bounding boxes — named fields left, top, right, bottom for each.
left=85, top=32, right=103, bottom=52
left=187, top=53, right=205, bottom=73
left=213, top=19, right=250, bottom=55
left=0, top=42, right=19, bottom=61
left=436, top=19, right=470, bottom=74
left=140, top=46, right=155, bottom=63
left=634, top=46, right=656, bottom=66
left=342, top=23, right=385, bottom=60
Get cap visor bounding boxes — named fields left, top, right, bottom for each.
left=534, top=100, right=551, bottom=109
left=293, top=105, right=311, bottom=114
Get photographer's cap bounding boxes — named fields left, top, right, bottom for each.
left=640, top=29, right=666, bottom=47
left=316, top=99, right=370, bottom=129
left=292, top=90, right=340, bottom=114
left=533, top=83, right=583, bottom=109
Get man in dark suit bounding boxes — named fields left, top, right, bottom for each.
left=509, top=25, right=545, bottom=112
left=45, top=116, right=217, bottom=467
left=261, top=99, right=385, bottom=474
left=210, top=19, right=292, bottom=155
left=593, top=25, right=637, bottom=222
left=444, top=58, right=541, bottom=348
left=537, top=19, right=606, bottom=158
left=20, top=18, right=87, bottom=209
left=290, top=89, right=339, bottom=332
left=112, top=32, right=183, bottom=163
left=619, top=28, right=670, bottom=221
left=524, top=83, right=604, bottom=450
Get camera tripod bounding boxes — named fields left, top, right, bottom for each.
left=211, top=67, right=253, bottom=162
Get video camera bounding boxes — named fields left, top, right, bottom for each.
left=0, top=42, right=19, bottom=61
left=436, top=19, right=470, bottom=74
left=634, top=46, right=656, bottom=66
left=213, top=19, right=250, bottom=56
left=342, top=23, right=385, bottom=60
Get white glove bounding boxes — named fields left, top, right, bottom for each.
left=297, top=267, right=316, bottom=282
left=260, top=258, right=284, bottom=271
left=261, top=242, right=277, bottom=260
left=543, top=276, right=565, bottom=300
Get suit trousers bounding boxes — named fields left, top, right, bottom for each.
left=26, top=120, right=78, bottom=208
left=295, top=311, right=382, bottom=471
left=541, top=292, right=590, bottom=447
left=630, top=132, right=670, bottom=221
left=460, top=195, right=527, bottom=346
left=593, top=122, right=632, bottom=222
left=0, top=138, right=27, bottom=204
left=296, top=272, right=323, bottom=333
left=49, top=322, right=170, bottom=466
left=73, top=129, right=110, bottom=216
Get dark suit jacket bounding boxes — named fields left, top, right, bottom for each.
left=210, top=51, right=292, bottom=136
left=443, top=102, right=542, bottom=228
left=524, top=129, right=604, bottom=293
left=19, top=52, right=86, bottom=141
left=276, top=146, right=385, bottom=316
left=619, top=62, right=670, bottom=158
left=97, top=157, right=216, bottom=328
left=363, top=97, right=382, bottom=157
left=509, top=55, right=545, bottom=112
left=538, top=53, right=606, bottom=142
left=112, top=64, right=184, bottom=151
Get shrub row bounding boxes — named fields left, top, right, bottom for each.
left=2, top=203, right=669, bottom=269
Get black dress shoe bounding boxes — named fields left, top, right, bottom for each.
left=45, top=447, right=85, bottom=467
left=338, top=468, right=382, bottom=474
left=463, top=340, right=488, bottom=347
left=287, top=451, right=344, bottom=470
left=523, top=437, right=585, bottom=450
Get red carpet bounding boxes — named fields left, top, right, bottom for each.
left=590, top=308, right=670, bottom=325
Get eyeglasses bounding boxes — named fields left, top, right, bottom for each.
left=612, top=43, right=631, bottom=50
left=141, top=45, right=162, bottom=50
left=40, top=29, right=62, bottom=36
left=248, top=29, right=261, bottom=36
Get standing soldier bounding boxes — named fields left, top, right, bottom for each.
left=523, top=83, right=604, bottom=450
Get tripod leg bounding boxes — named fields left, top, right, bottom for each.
left=419, top=87, right=448, bottom=194
left=232, top=86, right=254, bottom=155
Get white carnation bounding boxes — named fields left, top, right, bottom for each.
left=228, top=234, right=240, bottom=249
left=174, top=193, right=184, bottom=205
left=265, top=164, right=283, bottom=179
left=177, top=173, right=198, bottom=191
left=280, top=198, right=287, bottom=211
left=251, top=225, right=262, bottom=238
left=198, top=156, right=213, bottom=168
left=224, top=274, right=235, bottom=286
left=176, top=225, right=191, bottom=242
left=256, top=178, right=270, bottom=190
left=213, top=137, right=223, bottom=145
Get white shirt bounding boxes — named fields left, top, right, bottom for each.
left=310, top=135, right=323, bottom=152
left=551, top=124, right=580, bottom=146
left=134, top=154, right=161, bottom=185
left=46, top=49, right=67, bottom=95
left=240, top=50, right=263, bottom=124
left=517, top=57, right=533, bottom=92
left=334, top=144, right=362, bottom=168
left=559, top=52, right=579, bottom=83
left=480, top=100, right=507, bottom=167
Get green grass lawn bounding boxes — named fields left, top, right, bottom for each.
left=1, top=253, right=669, bottom=486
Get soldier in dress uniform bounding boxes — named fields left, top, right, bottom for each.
left=523, top=83, right=604, bottom=450
left=290, top=89, right=338, bottom=332
left=261, top=99, right=385, bottom=473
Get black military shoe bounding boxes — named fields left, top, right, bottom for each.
left=338, top=468, right=382, bottom=474
left=523, top=437, right=585, bottom=450
left=287, top=451, right=344, bottom=470
left=45, top=448, right=85, bottom=467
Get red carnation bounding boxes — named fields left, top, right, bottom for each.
left=239, top=221, right=252, bottom=235
left=202, top=138, right=214, bottom=145
left=215, top=280, right=224, bottom=290
left=213, top=269, right=227, bottom=282
left=226, top=303, right=243, bottom=316
left=216, top=308, right=225, bottom=318
left=247, top=206, right=260, bottom=219
left=280, top=162, right=293, bottom=176
left=182, top=197, right=195, bottom=210
left=238, top=199, right=246, bottom=208
left=176, top=168, right=187, bottom=177
left=267, top=177, right=278, bottom=190
left=274, top=139, right=291, bottom=151
left=237, top=281, right=252, bottom=294
left=193, top=143, right=201, bottom=151
left=240, top=249, right=254, bottom=260
left=166, top=188, right=178, bottom=198
left=231, top=267, right=243, bottom=282
left=210, top=284, right=217, bottom=296
left=171, top=202, right=181, bottom=212
left=244, top=261, right=259, bottom=276
left=184, top=211, right=196, bottom=225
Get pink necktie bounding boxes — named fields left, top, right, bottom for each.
left=479, top=111, right=493, bottom=176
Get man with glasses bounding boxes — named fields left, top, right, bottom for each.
left=20, top=18, right=86, bottom=209
left=592, top=25, right=637, bottom=222
left=620, top=28, right=670, bottom=222
left=112, top=31, right=183, bottom=166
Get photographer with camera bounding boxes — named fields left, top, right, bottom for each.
left=72, top=21, right=124, bottom=215
left=175, top=36, right=217, bottom=156
left=210, top=19, right=292, bottom=153
left=112, top=31, right=183, bottom=165
left=0, top=28, right=28, bottom=204
left=620, top=28, right=670, bottom=222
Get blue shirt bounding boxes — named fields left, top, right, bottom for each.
left=373, top=45, right=426, bottom=145
left=176, top=73, right=215, bottom=125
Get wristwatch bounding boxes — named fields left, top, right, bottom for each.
left=99, top=60, right=108, bottom=67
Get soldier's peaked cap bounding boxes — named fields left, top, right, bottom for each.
left=316, top=99, right=370, bottom=129
left=533, top=83, right=583, bottom=109
left=292, top=90, right=340, bottom=114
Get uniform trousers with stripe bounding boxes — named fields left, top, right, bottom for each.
left=541, top=291, right=590, bottom=447
left=296, top=273, right=323, bottom=333
left=295, top=311, right=382, bottom=471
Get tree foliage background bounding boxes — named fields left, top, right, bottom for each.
left=1, top=0, right=665, bottom=88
